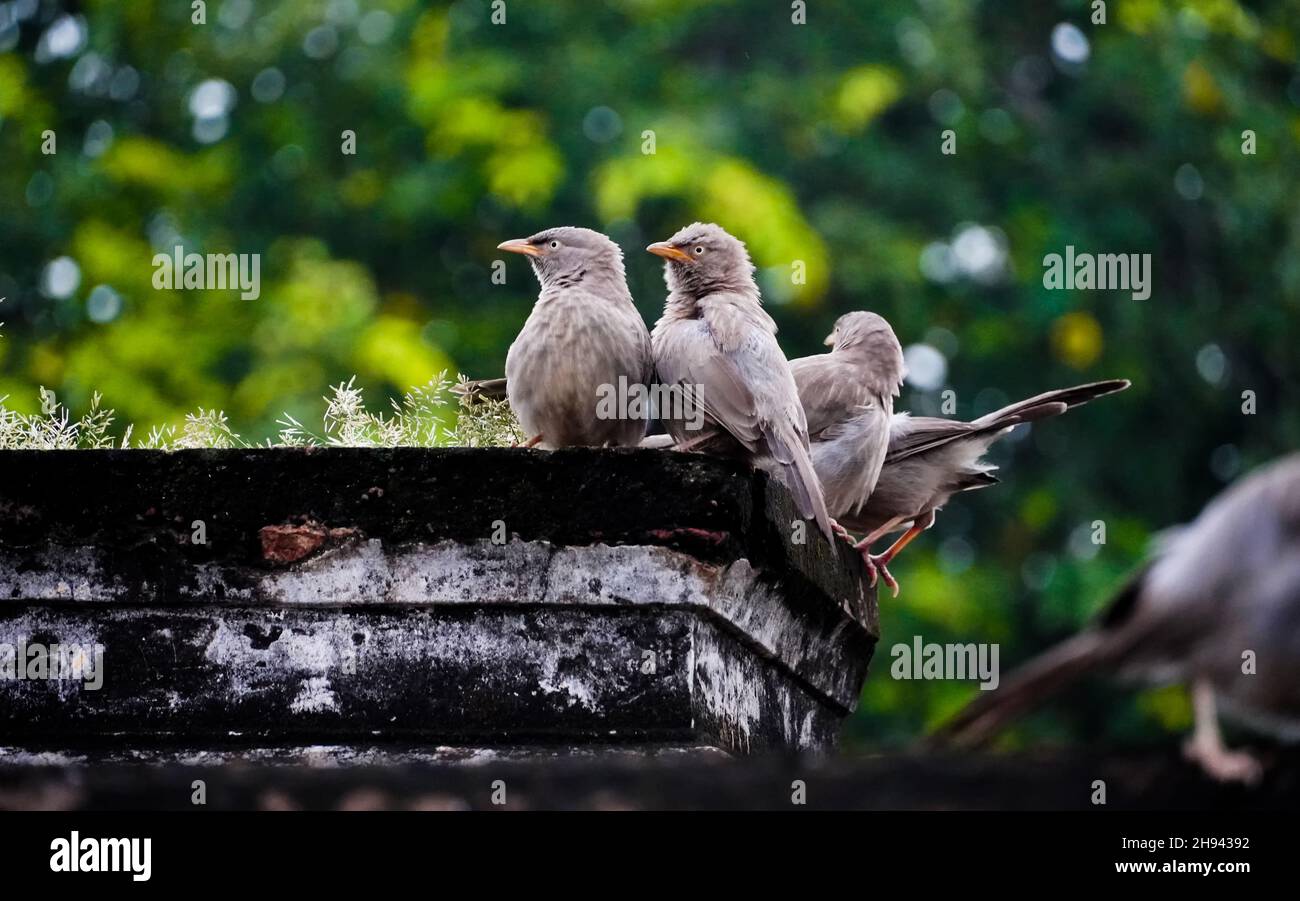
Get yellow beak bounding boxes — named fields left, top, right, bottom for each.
left=646, top=242, right=693, bottom=263
left=498, top=239, right=542, bottom=257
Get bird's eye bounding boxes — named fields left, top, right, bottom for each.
left=693, top=246, right=704, bottom=255
left=549, top=241, right=559, bottom=249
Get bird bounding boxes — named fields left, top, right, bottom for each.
left=801, top=353, right=1129, bottom=594
left=863, top=380, right=1130, bottom=590
left=790, top=311, right=905, bottom=573
left=647, top=222, right=834, bottom=542
left=497, top=227, right=653, bottom=448
left=932, top=453, right=1300, bottom=785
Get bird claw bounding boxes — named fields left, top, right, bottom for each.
left=1183, top=737, right=1263, bottom=785
left=861, top=554, right=878, bottom=587
left=850, top=545, right=899, bottom=597
left=829, top=519, right=856, bottom=546
left=869, top=555, right=900, bottom=598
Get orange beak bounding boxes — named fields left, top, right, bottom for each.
left=646, top=242, right=693, bottom=263
left=497, top=238, right=542, bottom=257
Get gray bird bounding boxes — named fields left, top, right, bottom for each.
left=790, top=312, right=905, bottom=566
left=648, top=223, right=833, bottom=542
left=865, top=381, right=1129, bottom=587
left=789, top=307, right=1128, bottom=593
left=934, top=453, right=1300, bottom=784
left=498, top=227, right=652, bottom=448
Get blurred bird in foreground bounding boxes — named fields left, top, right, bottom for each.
left=648, top=223, right=833, bottom=542
left=497, top=227, right=652, bottom=448
left=934, top=453, right=1300, bottom=784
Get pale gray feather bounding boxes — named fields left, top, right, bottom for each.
left=791, top=311, right=905, bottom=522
left=842, top=380, right=1129, bottom=538
left=649, top=223, right=832, bottom=541
left=502, top=226, right=652, bottom=449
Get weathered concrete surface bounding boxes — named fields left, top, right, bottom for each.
left=2, top=748, right=1296, bottom=810
left=0, top=448, right=878, bottom=753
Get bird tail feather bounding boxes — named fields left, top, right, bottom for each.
left=452, top=376, right=509, bottom=403
left=964, top=400, right=1069, bottom=441
left=766, top=426, right=835, bottom=544
left=788, top=438, right=835, bottom=543
left=972, top=379, right=1130, bottom=429
left=927, top=631, right=1110, bottom=748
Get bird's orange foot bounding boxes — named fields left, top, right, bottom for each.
left=861, top=553, right=878, bottom=586
left=513, top=434, right=544, bottom=449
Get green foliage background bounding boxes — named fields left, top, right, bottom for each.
left=2, top=0, right=1298, bottom=750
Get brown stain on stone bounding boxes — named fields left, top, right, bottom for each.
left=647, top=527, right=730, bottom=546
left=258, top=522, right=360, bottom=566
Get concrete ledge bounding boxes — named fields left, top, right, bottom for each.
left=0, top=448, right=878, bottom=753
left=2, top=748, right=1295, bottom=811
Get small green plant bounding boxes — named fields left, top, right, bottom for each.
left=0, top=342, right=523, bottom=453
left=444, top=375, right=527, bottom=447
left=0, top=391, right=127, bottom=450
left=137, top=409, right=246, bottom=450
left=1, top=301, right=527, bottom=450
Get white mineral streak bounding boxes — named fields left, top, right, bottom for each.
left=0, top=546, right=119, bottom=602
left=290, top=676, right=338, bottom=714
left=536, top=674, right=599, bottom=712
left=0, top=615, right=106, bottom=704
left=693, top=629, right=764, bottom=752
left=3, top=537, right=860, bottom=741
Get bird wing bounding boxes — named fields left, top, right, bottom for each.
left=707, top=297, right=833, bottom=541
left=653, top=315, right=763, bottom=449
left=655, top=295, right=832, bottom=539
left=884, top=414, right=983, bottom=463
left=790, top=354, right=877, bottom=439
left=811, top=404, right=891, bottom=517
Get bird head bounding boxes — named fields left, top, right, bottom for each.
left=826, top=311, right=907, bottom=393
left=647, top=222, right=756, bottom=299
left=498, top=227, right=625, bottom=289
left=825, top=311, right=898, bottom=349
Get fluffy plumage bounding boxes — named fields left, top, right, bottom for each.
left=501, top=227, right=652, bottom=448
left=793, top=312, right=905, bottom=523
left=791, top=314, right=1125, bottom=595
left=649, top=223, right=833, bottom=541
left=845, top=380, right=1129, bottom=541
